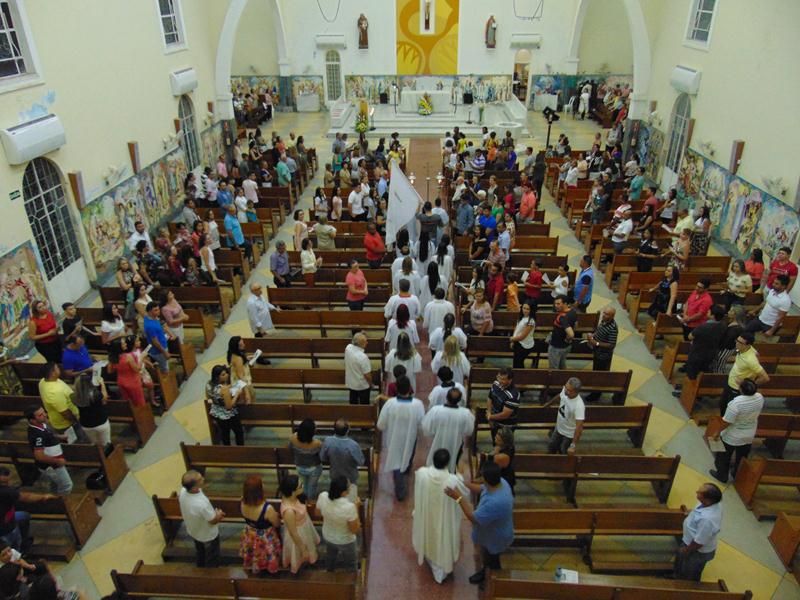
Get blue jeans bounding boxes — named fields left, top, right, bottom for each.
left=324, top=538, right=357, bottom=571
left=40, top=466, right=73, bottom=495
left=0, top=512, right=30, bottom=551
left=297, top=464, right=323, bottom=501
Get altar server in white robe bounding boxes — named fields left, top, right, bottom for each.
left=412, top=448, right=469, bottom=583
left=422, top=387, right=475, bottom=472
left=377, top=375, right=425, bottom=501
left=422, top=288, right=455, bottom=333
left=428, top=366, right=467, bottom=408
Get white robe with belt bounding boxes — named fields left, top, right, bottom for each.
left=412, top=466, right=468, bottom=581
left=422, top=405, right=475, bottom=471
left=377, top=397, right=425, bottom=472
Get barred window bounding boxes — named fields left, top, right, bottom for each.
left=157, top=0, right=186, bottom=49
left=686, top=0, right=716, bottom=47
left=179, top=94, right=200, bottom=170
left=325, top=50, right=342, bottom=101
left=665, top=94, right=691, bottom=172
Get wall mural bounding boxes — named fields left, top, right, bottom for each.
left=230, top=76, right=280, bottom=99
left=529, top=73, right=633, bottom=108
left=343, top=74, right=513, bottom=102
left=201, top=122, right=226, bottom=168
left=396, top=0, right=460, bottom=75
left=676, top=148, right=800, bottom=262
left=80, top=145, right=192, bottom=278
left=0, top=241, right=51, bottom=356
left=291, top=76, right=324, bottom=105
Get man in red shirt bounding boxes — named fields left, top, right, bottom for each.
left=518, top=184, right=538, bottom=223
left=765, top=246, right=798, bottom=292
left=677, top=278, right=713, bottom=340
left=363, top=221, right=386, bottom=269
left=486, top=263, right=506, bottom=310
left=643, top=186, right=660, bottom=212
left=523, top=259, right=543, bottom=316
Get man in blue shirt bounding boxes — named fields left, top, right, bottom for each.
left=223, top=205, right=252, bottom=261
left=61, top=333, right=95, bottom=379
left=143, top=302, right=171, bottom=373
left=478, top=206, right=497, bottom=241
left=456, top=195, right=474, bottom=236
left=675, top=483, right=723, bottom=581
left=270, top=241, right=292, bottom=287
left=216, top=180, right=233, bottom=209
left=376, top=174, right=388, bottom=198
left=319, top=418, right=365, bottom=497
left=275, top=155, right=291, bottom=187
left=445, top=461, right=514, bottom=587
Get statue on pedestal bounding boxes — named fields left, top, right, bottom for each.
left=358, top=14, right=369, bottom=49
left=485, top=15, right=497, bottom=48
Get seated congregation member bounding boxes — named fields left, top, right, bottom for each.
left=745, top=274, right=791, bottom=335
left=239, top=475, right=281, bottom=575
left=463, top=288, right=493, bottom=337
left=720, top=259, right=752, bottom=311
left=377, top=375, right=425, bottom=501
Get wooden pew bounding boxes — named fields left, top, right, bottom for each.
left=16, top=493, right=101, bottom=561
left=510, top=236, right=560, bottom=255
left=512, top=508, right=684, bottom=572
left=466, top=336, right=594, bottom=369
left=99, top=285, right=232, bottom=323
left=509, top=453, right=680, bottom=503
left=82, top=331, right=197, bottom=381
left=605, top=255, right=730, bottom=289
left=678, top=373, right=800, bottom=420
left=734, top=457, right=800, bottom=519
left=287, top=250, right=393, bottom=268
left=266, top=287, right=391, bottom=309
left=0, top=439, right=128, bottom=494
left=241, top=337, right=385, bottom=369
left=705, top=414, right=800, bottom=459
left=180, top=442, right=376, bottom=498
left=487, top=311, right=599, bottom=337
left=76, top=307, right=215, bottom=349
left=313, top=268, right=393, bottom=287
left=112, top=561, right=359, bottom=599
left=0, top=394, right=156, bottom=448
left=769, top=512, right=800, bottom=573
left=661, top=342, right=800, bottom=382
left=271, top=310, right=387, bottom=337
left=616, top=272, right=728, bottom=309
left=632, top=289, right=764, bottom=330
left=152, top=493, right=370, bottom=562
left=487, top=571, right=752, bottom=600
left=249, top=368, right=382, bottom=403
left=456, top=255, right=569, bottom=278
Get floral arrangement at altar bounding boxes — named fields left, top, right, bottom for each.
left=354, top=99, right=369, bottom=133
left=418, top=93, right=433, bottom=116
left=477, top=101, right=486, bottom=125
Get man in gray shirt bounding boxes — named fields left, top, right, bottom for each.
left=320, top=419, right=366, bottom=496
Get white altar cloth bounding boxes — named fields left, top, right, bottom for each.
left=399, top=90, right=452, bottom=113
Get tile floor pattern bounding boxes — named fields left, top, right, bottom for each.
left=47, top=110, right=798, bottom=599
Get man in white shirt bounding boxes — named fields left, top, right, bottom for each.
left=610, top=209, right=633, bottom=254
left=384, top=279, right=421, bottom=321
left=544, top=377, right=585, bottom=455
left=746, top=275, right=791, bottom=336
left=422, top=388, right=475, bottom=472
left=178, top=470, right=225, bottom=567
left=451, top=176, right=467, bottom=203
left=377, top=376, right=425, bottom=501
left=412, top=448, right=469, bottom=583
left=246, top=283, right=279, bottom=352
left=675, top=483, right=723, bottom=581
left=127, top=221, right=152, bottom=252
left=423, top=289, right=455, bottom=333
left=242, top=172, right=259, bottom=205
left=348, top=183, right=367, bottom=221
left=564, top=160, right=579, bottom=187
left=431, top=198, right=449, bottom=244
left=345, top=332, right=372, bottom=405
left=496, top=221, right=511, bottom=261
left=709, top=378, right=764, bottom=483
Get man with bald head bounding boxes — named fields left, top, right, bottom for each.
left=320, top=418, right=365, bottom=500
left=178, top=470, right=225, bottom=567
left=345, top=332, right=372, bottom=405
left=585, top=306, right=618, bottom=402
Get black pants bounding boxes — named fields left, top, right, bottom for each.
left=481, top=546, right=502, bottom=570
left=681, top=324, right=695, bottom=341
left=35, top=341, right=63, bottom=364
left=532, top=179, right=544, bottom=203
left=512, top=342, right=535, bottom=369
left=685, top=353, right=713, bottom=380
left=348, top=300, right=364, bottom=311
left=215, top=414, right=244, bottom=445
left=194, top=535, right=221, bottom=567
left=274, top=274, right=292, bottom=288
left=367, top=259, right=383, bottom=269
left=719, top=384, right=738, bottom=416
left=585, top=352, right=613, bottom=402
left=721, top=291, right=744, bottom=312
left=713, top=440, right=751, bottom=482
left=349, top=388, right=370, bottom=405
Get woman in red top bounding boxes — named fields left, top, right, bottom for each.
left=345, top=259, right=368, bottom=311
left=27, top=300, right=62, bottom=363
left=523, top=259, right=544, bottom=316
left=744, top=248, right=764, bottom=292
left=108, top=337, right=146, bottom=407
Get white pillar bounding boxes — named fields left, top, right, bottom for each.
left=214, top=0, right=249, bottom=122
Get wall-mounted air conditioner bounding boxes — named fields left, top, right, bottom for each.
left=315, top=34, right=347, bottom=49
left=670, top=65, right=701, bottom=95
left=169, top=67, right=198, bottom=96
left=509, top=33, right=542, bottom=48
left=0, top=114, right=66, bottom=165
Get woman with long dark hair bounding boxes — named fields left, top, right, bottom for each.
left=647, top=265, right=680, bottom=318
left=435, top=240, right=454, bottom=289
left=415, top=230, right=434, bottom=274
left=745, top=248, right=764, bottom=292
left=227, top=336, right=255, bottom=405
left=510, top=302, right=536, bottom=368
left=385, top=331, right=422, bottom=392
left=385, top=303, right=420, bottom=351
left=428, top=312, right=467, bottom=354
left=206, top=364, right=244, bottom=446
left=289, top=419, right=323, bottom=500
left=419, top=261, right=441, bottom=310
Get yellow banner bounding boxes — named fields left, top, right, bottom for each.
left=396, top=0, right=459, bottom=75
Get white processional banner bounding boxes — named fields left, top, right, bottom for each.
left=386, top=159, right=421, bottom=247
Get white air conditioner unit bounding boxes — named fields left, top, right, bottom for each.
left=169, top=67, right=198, bottom=96
left=509, top=33, right=542, bottom=48
left=315, top=34, right=347, bottom=49
left=670, top=65, right=701, bottom=95
left=0, top=114, right=66, bottom=165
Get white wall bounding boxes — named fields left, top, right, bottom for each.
left=230, top=0, right=280, bottom=75
left=577, top=0, right=633, bottom=74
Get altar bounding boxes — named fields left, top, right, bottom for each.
left=399, top=90, right=451, bottom=113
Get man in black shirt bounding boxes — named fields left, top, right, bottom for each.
left=674, top=305, right=727, bottom=397
left=486, top=367, right=520, bottom=439
left=0, top=466, right=55, bottom=552
left=60, top=302, right=82, bottom=344
left=547, top=296, right=575, bottom=369
left=26, top=406, right=73, bottom=496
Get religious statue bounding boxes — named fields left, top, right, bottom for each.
left=424, top=0, right=432, bottom=31
left=358, top=14, right=368, bottom=49
left=485, top=15, right=497, bottom=48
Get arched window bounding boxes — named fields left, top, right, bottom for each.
left=325, top=50, right=342, bottom=101
left=22, top=158, right=80, bottom=279
left=178, top=94, right=200, bottom=170
left=665, top=94, right=691, bottom=172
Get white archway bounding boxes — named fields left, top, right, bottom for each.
left=214, top=0, right=288, bottom=121
left=568, top=0, right=651, bottom=120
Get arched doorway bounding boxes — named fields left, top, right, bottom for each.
left=662, top=93, right=691, bottom=190
left=513, top=49, right=531, bottom=102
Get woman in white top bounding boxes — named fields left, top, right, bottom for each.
left=431, top=335, right=471, bottom=386
left=511, top=302, right=536, bottom=368
left=133, top=283, right=153, bottom=332
left=315, top=475, right=360, bottom=571
left=384, top=332, right=422, bottom=393
left=418, top=262, right=442, bottom=311
left=204, top=209, right=221, bottom=250
left=300, top=238, right=322, bottom=286
left=710, top=378, right=765, bottom=483
left=547, top=265, right=570, bottom=299
left=432, top=242, right=454, bottom=290
left=330, top=187, right=343, bottom=221
left=234, top=189, right=248, bottom=223
left=293, top=210, right=309, bottom=252
left=392, top=257, right=421, bottom=296
left=384, top=304, right=420, bottom=351
left=313, top=187, right=329, bottom=221
left=199, top=234, right=223, bottom=284
left=429, top=313, right=467, bottom=354
left=413, top=231, right=436, bottom=275
left=100, top=303, right=127, bottom=345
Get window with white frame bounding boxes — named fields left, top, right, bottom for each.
left=157, top=0, right=186, bottom=49
left=178, top=95, right=200, bottom=170
left=665, top=94, right=691, bottom=172
left=22, top=158, right=81, bottom=280
left=325, top=50, right=342, bottom=102
left=686, top=0, right=716, bottom=46
left=0, top=1, right=34, bottom=80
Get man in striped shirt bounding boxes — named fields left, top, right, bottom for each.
left=584, top=306, right=618, bottom=402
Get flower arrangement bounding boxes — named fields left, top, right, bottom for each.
left=418, top=93, right=433, bottom=116
left=354, top=111, right=369, bottom=133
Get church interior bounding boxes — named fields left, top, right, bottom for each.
left=0, top=0, right=799, bottom=598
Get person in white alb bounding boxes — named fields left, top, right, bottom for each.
left=675, top=483, right=722, bottom=581
left=242, top=172, right=259, bottom=205
left=423, top=290, right=455, bottom=333
left=422, top=388, right=475, bottom=472
left=428, top=366, right=467, bottom=408
left=412, top=448, right=469, bottom=583
left=178, top=470, right=226, bottom=567
left=708, top=378, right=764, bottom=483
left=384, top=279, right=422, bottom=321
left=344, top=333, right=373, bottom=405
left=246, top=282, right=280, bottom=341
left=544, top=377, right=585, bottom=455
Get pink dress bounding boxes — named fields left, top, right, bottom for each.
left=280, top=502, right=319, bottom=573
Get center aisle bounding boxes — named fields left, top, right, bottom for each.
left=366, top=137, right=478, bottom=599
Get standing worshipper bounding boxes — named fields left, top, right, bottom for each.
left=573, top=255, right=594, bottom=312
left=422, top=388, right=474, bottom=472
left=246, top=282, right=279, bottom=349
left=675, top=483, right=722, bottom=581
left=377, top=376, right=425, bottom=501
left=719, top=332, right=769, bottom=415
left=547, top=296, right=575, bottom=369
left=444, top=461, right=514, bottom=588
left=179, top=470, right=225, bottom=567
left=708, top=378, right=764, bottom=483
left=486, top=367, right=520, bottom=439
left=428, top=366, right=467, bottom=408
left=584, top=306, right=618, bottom=402
left=544, top=377, right=585, bottom=455
left=28, top=301, right=62, bottom=364
left=344, top=333, right=372, bottom=405
left=320, top=419, right=366, bottom=500
left=422, top=289, right=455, bottom=335
left=412, top=449, right=469, bottom=583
